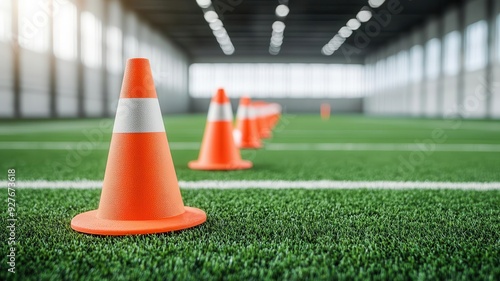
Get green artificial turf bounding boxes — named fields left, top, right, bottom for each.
left=0, top=115, right=500, bottom=182
left=1, top=115, right=500, bottom=279
left=0, top=189, right=499, bottom=280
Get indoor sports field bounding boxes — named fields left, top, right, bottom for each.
left=1, top=115, right=499, bottom=280
left=3, top=0, right=500, bottom=280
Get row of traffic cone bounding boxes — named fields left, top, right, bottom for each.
left=71, top=58, right=282, bottom=236
left=188, top=88, right=281, bottom=171
left=235, top=97, right=281, bottom=148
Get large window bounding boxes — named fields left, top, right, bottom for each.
left=189, top=63, right=365, bottom=98
left=375, top=59, right=385, bottom=90
left=425, top=38, right=441, bottom=80
left=465, top=20, right=487, bottom=71
left=106, top=26, right=122, bottom=73
left=151, top=41, right=164, bottom=85
left=140, top=41, right=151, bottom=59
left=443, top=31, right=461, bottom=76
left=18, top=0, right=50, bottom=52
left=397, top=50, right=409, bottom=87
left=124, top=35, right=138, bottom=58
left=386, top=55, right=396, bottom=89
left=81, top=11, right=102, bottom=68
left=364, top=64, right=375, bottom=95
left=409, top=45, right=423, bottom=83
left=53, top=0, right=77, bottom=60
left=0, top=0, right=11, bottom=42
left=497, top=15, right=500, bottom=62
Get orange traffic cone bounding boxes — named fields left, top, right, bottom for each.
left=234, top=96, right=262, bottom=149
left=321, top=103, right=331, bottom=120
left=253, top=101, right=272, bottom=139
left=269, top=103, right=282, bottom=128
left=71, top=58, right=206, bottom=235
left=189, top=88, right=252, bottom=170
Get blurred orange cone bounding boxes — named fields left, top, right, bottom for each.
left=253, top=101, right=272, bottom=139
left=268, top=103, right=282, bottom=129
left=71, top=58, right=206, bottom=236
left=234, top=96, right=262, bottom=149
left=189, top=88, right=252, bottom=170
left=321, top=103, right=331, bottom=120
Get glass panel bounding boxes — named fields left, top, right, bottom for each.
left=81, top=11, right=102, bottom=68
left=425, top=38, right=441, bottom=80
left=409, top=45, right=423, bottom=83
left=0, top=0, right=12, bottom=42
left=53, top=0, right=77, bottom=60
left=465, top=20, right=487, bottom=71
left=189, top=63, right=365, bottom=98
left=106, top=26, right=122, bottom=73
left=18, top=0, right=50, bottom=52
left=443, top=31, right=461, bottom=76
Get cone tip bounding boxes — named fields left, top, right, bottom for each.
left=240, top=96, right=251, bottom=106
left=126, top=57, right=150, bottom=67
left=212, top=88, right=230, bottom=104
left=120, top=57, right=157, bottom=99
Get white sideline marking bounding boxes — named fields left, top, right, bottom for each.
left=265, top=143, right=500, bottom=152
left=0, top=141, right=200, bottom=150
left=0, top=141, right=500, bottom=152
left=2, top=180, right=500, bottom=190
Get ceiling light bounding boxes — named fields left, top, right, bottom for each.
left=271, top=36, right=283, bottom=44
left=223, top=48, right=235, bottom=55
left=368, top=0, right=385, bottom=8
left=197, top=4, right=233, bottom=55
left=321, top=48, right=333, bottom=56
left=221, top=44, right=234, bottom=51
left=338, top=26, right=353, bottom=38
left=269, top=46, right=280, bottom=55
left=272, top=21, right=286, bottom=32
left=275, top=5, right=289, bottom=17
left=196, top=0, right=212, bottom=9
left=213, top=28, right=227, bottom=37
left=204, top=11, right=219, bottom=23
left=346, top=19, right=361, bottom=30
left=356, top=7, right=372, bottom=23
left=209, top=19, right=223, bottom=30
left=270, top=3, right=289, bottom=55
left=330, top=35, right=345, bottom=44
left=217, top=36, right=230, bottom=45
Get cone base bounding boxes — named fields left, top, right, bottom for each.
left=71, top=207, right=206, bottom=236
left=188, top=160, right=252, bottom=171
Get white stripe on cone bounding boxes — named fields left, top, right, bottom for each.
left=236, top=105, right=256, bottom=120
left=113, top=98, right=165, bottom=133
left=207, top=102, right=233, bottom=122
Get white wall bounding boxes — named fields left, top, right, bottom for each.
left=20, top=49, right=51, bottom=117
left=409, top=29, right=424, bottom=117
left=492, top=0, right=500, bottom=118
left=442, top=7, right=460, bottom=118
left=0, top=42, right=13, bottom=117
left=1, top=0, right=190, bottom=119
left=424, top=18, right=441, bottom=117
left=462, top=0, right=488, bottom=118
left=364, top=0, right=500, bottom=119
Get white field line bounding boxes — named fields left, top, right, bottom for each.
left=1, top=180, right=500, bottom=190
left=265, top=143, right=500, bottom=152
left=0, top=141, right=500, bottom=152
left=0, top=141, right=200, bottom=150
